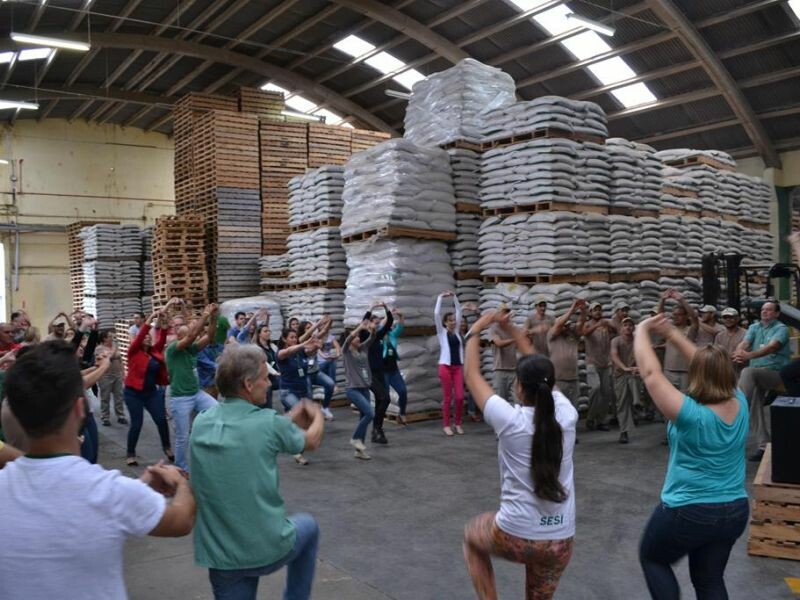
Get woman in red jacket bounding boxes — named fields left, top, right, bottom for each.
left=123, top=310, right=173, bottom=466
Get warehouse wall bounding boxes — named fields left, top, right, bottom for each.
left=0, top=119, right=174, bottom=327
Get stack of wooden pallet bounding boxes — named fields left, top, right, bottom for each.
left=67, top=220, right=119, bottom=311
left=259, top=121, right=308, bottom=255
left=351, top=128, right=391, bottom=153
left=173, top=93, right=238, bottom=213
left=114, top=320, right=133, bottom=373
left=152, top=215, right=208, bottom=310
left=236, top=87, right=284, bottom=119
left=308, top=124, right=352, bottom=167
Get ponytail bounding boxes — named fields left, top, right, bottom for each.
left=517, top=355, right=567, bottom=504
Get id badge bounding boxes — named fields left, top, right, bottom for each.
left=298, top=368, right=305, bottom=377
left=388, top=348, right=394, bottom=357
left=361, top=368, right=369, bottom=380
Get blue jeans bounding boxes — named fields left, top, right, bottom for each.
left=309, top=370, right=335, bottom=408
left=280, top=389, right=305, bottom=412
left=209, top=513, right=319, bottom=600
left=171, top=390, right=218, bottom=472
left=319, top=360, right=337, bottom=384
left=639, top=499, right=749, bottom=600
left=124, top=386, right=171, bottom=456
left=385, top=370, right=408, bottom=415
left=346, top=388, right=374, bottom=441
left=80, top=412, right=98, bottom=464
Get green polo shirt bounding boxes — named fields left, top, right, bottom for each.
left=744, top=320, right=790, bottom=370
left=165, top=341, right=201, bottom=397
left=189, top=397, right=306, bottom=569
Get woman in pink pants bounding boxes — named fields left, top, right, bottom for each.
left=435, top=291, right=466, bottom=436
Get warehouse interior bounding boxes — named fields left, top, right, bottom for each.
left=1, top=0, right=800, bottom=598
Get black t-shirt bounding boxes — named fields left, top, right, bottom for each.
left=447, top=332, right=462, bottom=366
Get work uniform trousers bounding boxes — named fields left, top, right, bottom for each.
left=613, top=373, right=640, bottom=435
left=492, top=370, right=516, bottom=403
left=586, top=365, right=614, bottom=425
left=738, top=367, right=785, bottom=449
left=665, top=370, right=689, bottom=394
left=556, top=379, right=579, bottom=409
left=98, top=372, right=125, bottom=422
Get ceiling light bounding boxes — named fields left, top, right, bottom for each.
left=384, top=89, right=411, bottom=100
left=0, top=159, right=8, bottom=165
left=566, top=13, right=615, bottom=37
left=0, top=100, right=39, bottom=110
left=11, top=32, right=90, bottom=52
left=281, top=110, right=323, bottom=122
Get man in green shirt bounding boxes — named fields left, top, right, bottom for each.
left=165, top=303, right=219, bottom=472
left=190, top=344, right=324, bottom=600
left=733, top=300, right=790, bottom=461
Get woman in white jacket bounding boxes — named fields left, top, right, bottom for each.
left=435, top=291, right=466, bottom=436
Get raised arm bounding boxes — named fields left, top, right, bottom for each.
left=434, top=292, right=447, bottom=335
left=464, top=311, right=499, bottom=411
left=453, top=294, right=463, bottom=327
left=551, top=299, right=582, bottom=338
left=176, top=304, right=214, bottom=351
left=496, top=311, right=534, bottom=356
left=129, top=315, right=155, bottom=355
left=83, top=352, right=111, bottom=389
left=288, top=400, right=325, bottom=451
left=375, top=304, right=393, bottom=341
left=634, top=315, right=687, bottom=421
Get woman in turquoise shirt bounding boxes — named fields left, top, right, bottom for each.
left=383, top=308, right=408, bottom=425
left=634, top=313, right=749, bottom=600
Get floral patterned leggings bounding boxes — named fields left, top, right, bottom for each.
left=463, top=512, right=573, bottom=600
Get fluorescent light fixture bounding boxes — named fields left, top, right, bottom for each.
left=260, top=82, right=289, bottom=95
left=18, top=48, right=53, bottom=61
left=334, top=34, right=376, bottom=59
left=11, top=32, right=90, bottom=51
left=384, top=89, right=411, bottom=100
left=0, top=100, right=39, bottom=110
left=566, top=13, right=615, bottom=37
left=561, top=31, right=611, bottom=60
left=611, top=82, right=657, bottom=108
left=281, top=110, right=323, bottom=122
left=284, top=94, right=317, bottom=113
left=0, top=52, right=13, bottom=64
left=532, top=4, right=575, bottom=36
left=0, top=159, right=8, bottom=165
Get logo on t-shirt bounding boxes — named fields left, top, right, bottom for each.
left=540, top=515, right=565, bottom=526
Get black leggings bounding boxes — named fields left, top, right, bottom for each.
left=370, top=369, right=391, bottom=431
left=124, top=386, right=171, bottom=456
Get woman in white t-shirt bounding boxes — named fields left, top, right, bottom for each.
left=462, top=309, right=577, bottom=600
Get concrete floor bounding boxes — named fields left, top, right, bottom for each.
left=99, top=406, right=798, bottom=599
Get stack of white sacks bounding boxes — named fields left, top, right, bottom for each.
left=481, top=96, right=608, bottom=141
left=342, top=139, right=456, bottom=414
left=660, top=166, right=702, bottom=212
left=259, top=254, right=290, bottom=288
left=448, top=148, right=483, bottom=310
left=79, top=224, right=143, bottom=325
left=404, top=58, right=516, bottom=147
left=288, top=166, right=345, bottom=226
left=606, top=138, right=661, bottom=211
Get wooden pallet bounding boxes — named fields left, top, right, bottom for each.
left=289, top=280, right=346, bottom=290
left=260, top=282, right=294, bottom=292
left=748, top=445, right=800, bottom=561
left=289, top=218, right=342, bottom=233
left=455, top=202, right=482, bottom=214
left=482, top=127, right=605, bottom=149
left=740, top=219, right=770, bottom=232
left=659, top=268, right=702, bottom=278
left=608, top=206, right=660, bottom=218
left=483, top=272, right=610, bottom=284
left=661, top=186, right=699, bottom=199
left=665, top=155, right=736, bottom=172
left=440, top=139, right=483, bottom=152
left=401, top=326, right=437, bottom=337
left=609, top=271, right=660, bottom=283
left=661, top=207, right=702, bottom=218
left=455, top=270, right=482, bottom=281
left=386, top=409, right=443, bottom=423
left=341, top=226, right=457, bottom=245
left=482, top=201, right=608, bottom=217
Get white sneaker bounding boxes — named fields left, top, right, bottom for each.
left=443, top=426, right=454, bottom=436
left=349, top=438, right=366, bottom=452
left=454, top=425, right=464, bottom=435
left=322, top=407, right=335, bottom=421
left=354, top=448, right=371, bottom=460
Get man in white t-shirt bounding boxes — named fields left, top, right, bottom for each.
left=0, top=341, right=196, bottom=600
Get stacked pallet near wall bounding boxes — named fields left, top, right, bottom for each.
left=351, top=128, right=391, bottom=153
left=114, top=320, right=133, bottom=372
left=67, top=219, right=119, bottom=312
left=192, top=110, right=261, bottom=301
left=173, top=93, right=237, bottom=213
left=307, top=124, right=351, bottom=167
left=151, top=215, right=208, bottom=311
left=259, top=121, right=308, bottom=255
left=235, top=87, right=284, bottom=119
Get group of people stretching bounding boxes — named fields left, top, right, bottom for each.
left=0, top=272, right=791, bottom=599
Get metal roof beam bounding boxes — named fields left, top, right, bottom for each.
left=649, top=0, right=780, bottom=167
left=694, top=0, right=787, bottom=29
left=9, top=32, right=396, bottom=133
left=329, top=0, right=469, bottom=63
left=1, top=83, right=173, bottom=106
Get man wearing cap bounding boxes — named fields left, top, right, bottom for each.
left=733, top=300, right=790, bottom=462
left=696, top=305, right=723, bottom=347
left=609, top=302, right=631, bottom=336
left=656, top=289, right=699, bottom=394
left=490, top=305, right=518, bottom=403
left=715, top=308, right=746, bottom=375
left=610, top=317, right=639, bottom=444
left=547, top=298, right=586, bottom=407
left=578, top=301, right=613, bottom=431
left=525, top=297, right=554, bottom=357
